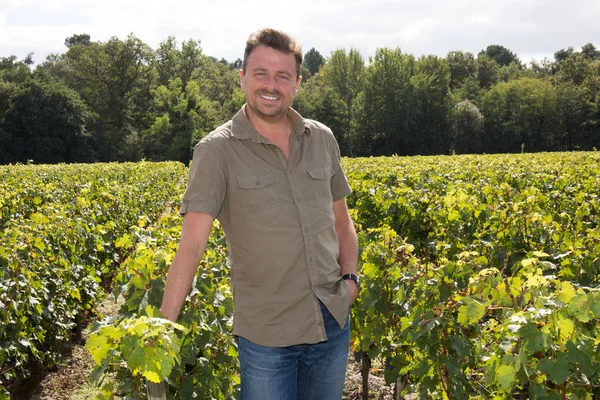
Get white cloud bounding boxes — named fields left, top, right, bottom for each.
left=0, top=0, right=598, bottom=65
left=399, top=18, right=440, bottom=43
left=469, top=15, right=492, bottom=26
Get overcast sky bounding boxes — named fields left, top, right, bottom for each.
left=1, top=0, right=599, bottom=66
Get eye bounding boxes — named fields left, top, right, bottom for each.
left=278, top=75, right=290, bottom=80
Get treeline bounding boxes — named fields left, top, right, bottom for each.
left=296, top=44, right=600, bottom=156
left=1, top=34, right=599, bottom=164
left=0, top=34, right=244, bottom=164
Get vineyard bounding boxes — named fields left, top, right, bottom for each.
left=1, top=152, right=600, bottom=399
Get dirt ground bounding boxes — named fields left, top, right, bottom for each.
left=16, top=294, right=396, bottom=400
left=25, top=348, right=395, bottom=400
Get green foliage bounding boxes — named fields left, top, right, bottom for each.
left=89, top=207, right=238, bottom=398
left=58, top=34, right=155, bottom=161
left=303, top=47, right=325, bottom=76
left=294, top=73, right=345, bottom=140
left=3, top=152, right=600, bottom=399
left=358, top=47, right=415, bottom=156
left=481, top=78, right=559, bottom=153
left=86, top=306, right=187, bottom=384
left=146, top=77, right=216, bottom=163
left=4, top=35, right=600, bottom=162
left=1, top=79, right=92, bottom=164
left=345, top=152, right=600, bottom=398
left=446, top=50, right=476, bottom=89
left=555, top=47, right=575, bottom=62
left=0, top=161, right=185, bottom=388
left=411, top=55, right=451, bottom=155
left=476, top=54, right=500, bottom=89
left=479, top=45, right=521, bottom=68
left=450, top=100, right=484, bottom=154
left=321, top=47, right=365, bottom=156
left=65, top=34, right=91, bottom=48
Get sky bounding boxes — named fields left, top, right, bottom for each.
left=1, top=0, right=599, bottom=66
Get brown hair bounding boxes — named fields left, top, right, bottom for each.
left=243, top=28, right=303, bottom=78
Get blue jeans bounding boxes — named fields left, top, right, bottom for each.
left=237, top=301, right=350, bottom=400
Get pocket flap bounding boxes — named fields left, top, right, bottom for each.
left=308, top=166, right=333, bottom=180
left=237, top=172, right=275, bottom=189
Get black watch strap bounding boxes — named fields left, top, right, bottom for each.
left=342, top=273, right=360, bottom=286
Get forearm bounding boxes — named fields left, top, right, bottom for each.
left=160, top=212, right=213, bottom=322
left=337, top=220, right=358, bottom=276
left=160, top=244, right=206, bottom=321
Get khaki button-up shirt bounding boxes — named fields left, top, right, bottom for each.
left=180, top=106, right=352, bottom=347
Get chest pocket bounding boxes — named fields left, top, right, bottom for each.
left=307, top=166, right=334, bottom=212
left=237, top=172, right=281, bottom=224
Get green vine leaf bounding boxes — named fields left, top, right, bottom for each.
left=457, top=297, right=486, bottom=327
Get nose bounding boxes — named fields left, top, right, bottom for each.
left=262, top=74, right=278, bottom=91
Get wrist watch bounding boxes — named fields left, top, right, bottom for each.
left=342, top=273, right=360, bottom=289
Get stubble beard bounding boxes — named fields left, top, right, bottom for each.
left=247, top=91, right=290, bottom=124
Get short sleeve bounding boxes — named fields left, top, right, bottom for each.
left=179, top=143, right=226, bottom=218
left=328, top=134, right=352, bottom=202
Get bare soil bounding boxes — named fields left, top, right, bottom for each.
left=17, top=293, right=398, bottom=400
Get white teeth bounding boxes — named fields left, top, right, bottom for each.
left=260, top=94, right=278, bottom=101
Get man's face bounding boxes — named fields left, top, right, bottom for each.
left=240, top=45, right=301, bottom=122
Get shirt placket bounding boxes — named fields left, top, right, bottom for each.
left=286, top=132, right=327, bottom=340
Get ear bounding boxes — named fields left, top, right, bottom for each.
left=239, top=69, right=245, bottom=91
left=295, top=75, right=302, bottom=92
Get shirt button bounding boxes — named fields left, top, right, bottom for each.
left=256, top=180, right=261, bottom=185
left=309, top=257, right=313, bottom=263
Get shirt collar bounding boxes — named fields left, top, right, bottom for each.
left=231, top=105, right=311, bottom=142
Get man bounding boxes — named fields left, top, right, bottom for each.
left=160, top=28, right=358, bottom=400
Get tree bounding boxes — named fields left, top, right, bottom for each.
left=528, top=57, right=557, bottom=78
left=64, top=34, right=91, bottom=48
left=358, top=48, right=415, bottom=156
left=498, top=62, right=524, bottom=82
left=0, top=80, right=91, bottom=164
left=481, top=78, right=558, bottom=153
left=303, top=48, right=325, bottom=76
left=0, top=56, right=32, bottom=84
left=446, top=50, right=476, bottom=89
left=554, top=47, right=575, bottom=63
left=321, top=48, right=365, bottom=155
left=581, top=43, right=600, bottom=61
left=479, top=45, right=520, bottom=67
left=450, top=100, right=484, bottom=154
left=554, top=82, right=591, bottom=150
left=453, top=75, right=483, bottom=105
left=410, top=55, right=451, bottom=154
left=154, top=36, right=181, bottom=87
left=0, top=81, right=19, bottom=163
left=293, top=73, right=344, bottom=142
left=180, top=39, right=204, bottom=88
left=154, top=37, right=204, bottom=87
left=197, top=55, right=243, bottom=124
left=145, top=78, right=216, bottom=163
left=476, top=55, right=499, bottom=89
left=22, top=53, right=34, bottom=66
left=230, top=58, right=242, bottom=70
left=61, top=33, right=155, bottom=161
left=556, top=53, right=591, bottom=85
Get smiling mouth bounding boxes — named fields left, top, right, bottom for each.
left=259, top=93, right=280, bottom=101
